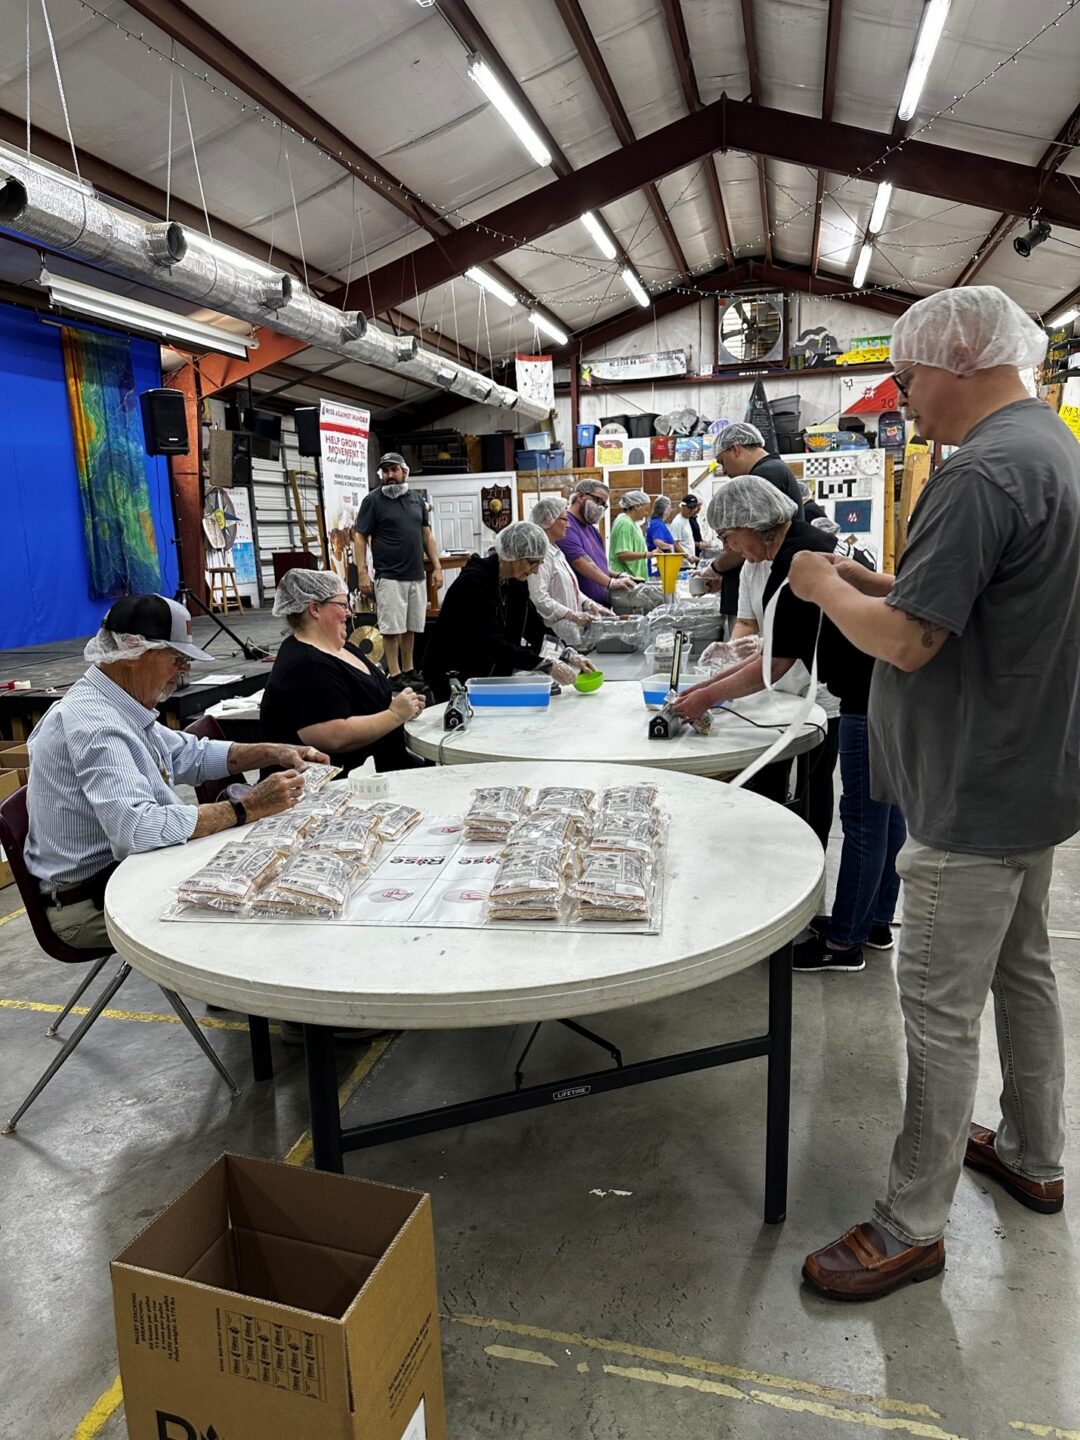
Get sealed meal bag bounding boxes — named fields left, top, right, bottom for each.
left=242, top=811, right=314, bottom=850
left=295, top=785, right=350, bottom=820
left=251, top=852, right=362, bottom=920
left=464, top=786, right=530, bottom=840
left=360, top=801, right=422, bottom=841
left=176, top=843, right=283, bottom=913
left=488, top=847, right=565, bottom=921
left=589, top=811, right=660, bottom=859
left=597, top=783, right=659, bottom=818
left=569, top=850, right=653, bottom=923
left=306, top=811, right=383, bottom=865
left=296, top=760, right=343, bottom=795
left=504, top=811, right=579, bottom=852
left=532, top=787, right=596, bottom=821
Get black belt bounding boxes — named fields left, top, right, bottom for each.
left=44, top=862, right=119, bottom=911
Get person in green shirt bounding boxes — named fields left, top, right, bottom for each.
left=609, top=490, right=651, bottom=579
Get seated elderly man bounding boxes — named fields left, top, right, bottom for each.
left=528, top=498, right=615, bottom=644
left=25, top=594, right=327, bottom=950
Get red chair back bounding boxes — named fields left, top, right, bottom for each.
left=185, top=714, right=230, bottom=805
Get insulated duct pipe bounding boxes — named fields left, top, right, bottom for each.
left=0, top=142, right=552, bottom=421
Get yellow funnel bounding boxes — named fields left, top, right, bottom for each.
left=655, top=551, right=684, bottom=597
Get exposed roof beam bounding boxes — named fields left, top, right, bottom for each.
left=739, top=0, right=772, bottom=265
left=1045, top=278, right=1080, bottom=323
left=353, top=96, right=1080, bottom=315
left=548, top=0, right=691, bottom=282
left=810, top=0, right=845, bottom=274
left=259, top=363, right=401, bottom=410
left=954, top=97, right=1080, bottom=286
left=658, top=0, right=735, bottom=267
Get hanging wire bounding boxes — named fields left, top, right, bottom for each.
left=39, top=0, right=80, bottom=178
left=283, top=145, right=309, bottom=289
left=164, top=39, right=175, bottom=223
left=178, top=66, right=213, bottom=239
left=266, top=123, right=284, bottom=267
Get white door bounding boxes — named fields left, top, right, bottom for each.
left=432, top=495, right=483, bottom=554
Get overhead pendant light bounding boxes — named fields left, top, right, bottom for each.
left=853, top=243, right=873, bottom=289
left=897, top=0, right=952, bottom=122
left=41, top=269, right=253, bottom=358
left=580, top=210, right=617, bottom=260
left=868, top=182, right=893, bottom=236
left=1048, top=306, right=1078, bottom=328
left=467, top=55, right=552, bottom=168
left=465, top=266, right=519, bottom=308
left=621, top=267, right=651, bottom=307
left=528, top=310, right=568, bottom=345
left=182, top=229, right=288, bottom=284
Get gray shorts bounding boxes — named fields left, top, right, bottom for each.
left=375, top=577, right=427, bottom=634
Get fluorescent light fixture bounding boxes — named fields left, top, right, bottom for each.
left=853, top=243, right=873, bottom=288
left=580, top=210, right=617, bottom=260
left=868, top=182, right=893, bottom=236
left=467, top=55, right=552, bottom=168
left=897, top=0, right=951, bottom=121
left=528, top=310, right=568, bottom=345
left=182, top=228, right=287, bottom=283
left=1049, top=307, right=1078, bottom=327
left=465, top=266, right=519, bottom=308
left=41, top=269, right=253, bottom=358
left=621, top=267, right=650, bottom=307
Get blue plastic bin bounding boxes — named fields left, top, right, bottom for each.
left=466, top=676, right=552, bottom=711
left=576, top=423, right=599, bottom=448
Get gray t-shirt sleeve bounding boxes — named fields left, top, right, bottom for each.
left=354, top=491, right=375, bottom=537
left=886, top=467, right=1017, bottom=636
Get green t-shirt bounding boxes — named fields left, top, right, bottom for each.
left=609, top=511, right=648, bottom=579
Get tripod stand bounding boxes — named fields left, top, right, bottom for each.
left=175, top=583, right=272, bottom=661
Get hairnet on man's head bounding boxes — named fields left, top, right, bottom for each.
left=890, top=286, right=1048, bottom=375
left=530, top=497, right=566, bottom=528
left=716, top=422, right=766, bottom=452
left=619, top=489, right=650, bottom=510
left=574, top=477, right=609, bottom=498
left=708, top=476, right=797, bottom=535
left=272, top=568, right=347, bottom=616
left=496, top=521, right=549, bottom=562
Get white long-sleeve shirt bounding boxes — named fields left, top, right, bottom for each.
left=528, top=544, right=607, bottom=642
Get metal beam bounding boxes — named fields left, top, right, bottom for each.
left=955, top=97, right=1080, bottom=286
left=548, top=0, right=691, bottom=282
left=810, top=0, right=845, bottom=275
left=259, top=363, right=402, bottom=410
left=739, top=0, right=772, bottom=265
left=354, top=96, right=1080, bottom=314
left=658, top=0, right=735, bottom=267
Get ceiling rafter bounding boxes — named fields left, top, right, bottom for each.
left=954, top=96, right=1080, bottom=286
left=810, top=0, right=845, bottom=275
left=547, top=0, right=692, bottom=282
left=739, top=0, right=772, bottom=266
left=657, top=0, right=735, bottom=268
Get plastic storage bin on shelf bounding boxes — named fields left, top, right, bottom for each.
left=466, top=675, right=552, bottom=712
left=523, top=431, right=550, bottom=451
left=576, top=423, right=599, bottom=448
left=639, top=673, right=723, bottom=710
left=516, top=448, right=566, bottom=471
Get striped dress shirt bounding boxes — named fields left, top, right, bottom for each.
left=24, top=665, right=232, bottom=890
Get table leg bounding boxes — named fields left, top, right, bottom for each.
left=304, top=1025, right=343, bottom=1172
left=764, top=942, right=793, bottom=1224
left=247, top=1016, right=273, bottom=1081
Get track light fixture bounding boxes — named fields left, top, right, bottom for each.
left=1014, top=221, right=1051, bottom=258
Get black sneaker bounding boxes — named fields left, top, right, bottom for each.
left=793, top=936, right=865, bottom=973
left=865, top=923, right=896, bottom=950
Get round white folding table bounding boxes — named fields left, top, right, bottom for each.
left=405, top=681, right=826, bottom=779
left=105, top=762, right=824, bottom=1222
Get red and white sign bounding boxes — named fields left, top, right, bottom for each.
left=319, top=400, right=370, bottom=535
left=514, top=353, right=555, bottom=411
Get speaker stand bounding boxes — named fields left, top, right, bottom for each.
left=175, top=584, right=273, bottom=662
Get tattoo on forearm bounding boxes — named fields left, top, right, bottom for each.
left=907, top=614, right=944, bottom=649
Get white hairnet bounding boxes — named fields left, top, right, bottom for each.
left=530, top=497, right=566, bottom=528
left=717, top=422, right=765, bottom=451
left=496, top=521, right=549, bottom=562
left=574, top=478, right=609, bottom=498
left=890, top=285, right=1048, bottom=375
left=84, top=631, right=174, bottom=664
left=272, top=568, right=347, bottom=616
left=708, top=476, right=797, bottom=534
left=619, top=490, right=650, bottom=510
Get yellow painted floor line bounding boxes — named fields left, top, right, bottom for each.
left=0, top=996, right=262, bottom=1033
left=0, top=905, right=27, bottom=925
left=485, top=1344, right=558, bottom=1368
left=450, top=1314, right=941, bottom=1419
left=68, top=1034, right=395, bottom=1437
left=1011, top=1424, right=1080, bottom=1439
left=1048, top=929, right=1080, bottom=940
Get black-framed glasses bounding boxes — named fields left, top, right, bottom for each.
left=321, top=599, right=351, bottom=613
left=893, top=365, right=916, bottom=398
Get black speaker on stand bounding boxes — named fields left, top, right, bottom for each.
left=140, top=388, right=190, bottom=455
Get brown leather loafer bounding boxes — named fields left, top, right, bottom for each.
left=803, top=1223, right=945, bottom=1301
left=964, top=1123, right=1064, bottom=1214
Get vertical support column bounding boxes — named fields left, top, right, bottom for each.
left=304, top=1024, right=344, bottom=1172
left=247, top=1015, right=273, bottom=1082
left=569, top=344, right=581, bottom=450
left=764, top=942, right=793, bottom=1224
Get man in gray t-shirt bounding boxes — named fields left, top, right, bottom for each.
left=785, top=286, right=1079, bottom=1302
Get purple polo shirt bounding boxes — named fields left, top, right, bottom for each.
left=556, top=512, right=610, bottom=606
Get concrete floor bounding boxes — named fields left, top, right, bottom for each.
left=2, top=821, right=1080, bottom=1440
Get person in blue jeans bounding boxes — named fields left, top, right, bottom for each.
left=674, top=476, right=904, bottom=972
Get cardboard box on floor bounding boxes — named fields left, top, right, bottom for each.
left=111, top=1153, right=446, bottom=1440
left=0, top=769, right=20, bottom=888
left=0, top=744, right=29, bottom=786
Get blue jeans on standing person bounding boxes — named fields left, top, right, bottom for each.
left=828, top=714, right=906, bottom=948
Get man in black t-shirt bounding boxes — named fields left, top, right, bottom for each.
left=715, top=422, right=804, bottom=518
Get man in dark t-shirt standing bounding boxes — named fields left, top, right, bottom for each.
left=715, top=422, right=805, bottom=517
left=354, top=453, right=443, bottom=686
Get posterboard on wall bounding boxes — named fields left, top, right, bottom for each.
left=228, top=486, right=260, bottom=603
left=515, top=353, right=555, bottom=410
left=319, top=400, right=369, bottom=533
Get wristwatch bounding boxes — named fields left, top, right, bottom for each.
left=228, top=797, right=248, bottom=827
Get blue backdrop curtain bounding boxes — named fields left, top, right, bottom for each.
left=0, top=303, right=177, bottom=649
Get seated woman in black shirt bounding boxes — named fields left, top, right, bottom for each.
left=261, top=570, right=425, bottom=773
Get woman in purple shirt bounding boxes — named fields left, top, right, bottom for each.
left=555, top=479, right=638, bottom=606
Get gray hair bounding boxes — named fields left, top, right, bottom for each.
left=651, top=495, right=672, bottom=519
left=619, top=489, right=650, bottom=511
left=573, top=478, right=609, bottom=499
left=272, top=568, right=347, bottom=618
left=495, top=520, right=549, bottom=563
left=530, top=497, right=567, bottom=529
left=707, top=476, right=797, bottom=537
left=716, top=421, right=766, bottom=452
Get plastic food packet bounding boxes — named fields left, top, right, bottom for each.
left=360, top=801, right=422, bottom=841
left=532, top=787, right=596, bottom=820
left=296, top=760, right=342, bottom=793
left=569, top=851, right=654, bottom=923
left=295, top=785, right=350, bottom=820
left=464, top=786, right=530, bottom=840
left=251, top=852, right=362, bottom=920
left=698, top=635, right=763, bottom=676
left=488, top=848, right=565, bottom=921
left=176, top=843, right=282, bottom=913
left=243, top=811, right=314, bottom=850
left=306, top=812, right=383, bottom=866
left=598, top=783, right=659, bottom=817
left=505, top=812, right=578, bottom=852
left=588, top=812, right=660, bottom=859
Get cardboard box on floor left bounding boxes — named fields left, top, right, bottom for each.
left=0, top=744, right=29, bottom=785
left=112, top=1153, right=446, bottom=1440
left=0, top=769, right=19, bottom=888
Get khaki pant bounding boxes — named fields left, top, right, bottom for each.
left=874, top=838, right=1066, bottom=1245
left=46, top=896, right=110, bottom=950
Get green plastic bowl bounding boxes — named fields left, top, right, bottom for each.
left=574, top=669, right=605, bottom=694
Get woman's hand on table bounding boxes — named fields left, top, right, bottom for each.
left=245, top=769, right=305, bottom=819
left=390, top=688, right=426, bottom=723
left=671, top=685, right=716, bottom=724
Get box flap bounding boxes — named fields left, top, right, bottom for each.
left=113, top=1156, right=228, bottom=1276
left=234, top=1229, right=378, bottom=1320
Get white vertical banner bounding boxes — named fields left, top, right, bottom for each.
left=319, top=400, right=370, bottom=533
left=514, top=353, right=555, bottom=412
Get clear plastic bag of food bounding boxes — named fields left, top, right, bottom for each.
left=360, top=801, right=422, bottom=840
left=464, top=786, right=530, bottom=839
left=532, top=787, right=596, bottom=821
left=297, top=760, right=343, bottom=795
left=698, top=635, right=763, bottom=676
left=589, top=812, right=661, bottom=859
left=488, top=847, right=565, bottom=921
left=583, top=615, right=649, bottom=653
left=306, top=812, right=383, bottom=866
left=598, top=783, right=659, bottom=818
left=176, top=842, right=282, bottom=913
left=569, top=851, right=654, bottom=922
left=505, top=811, right=578, bottom=852
left=295, top=785, right=350, bottom=820
left=243, top=811, right=314, bottom=850
left=251, top=852, right=362, bottom=920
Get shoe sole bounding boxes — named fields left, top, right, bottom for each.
left=963, top=1150, right=1064, bottom=1214
left=793, top=961, right=866, bottom=974
left=863, top=938, right=895, bottom=951
left=801, top=1254, right=945, bottom=1301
